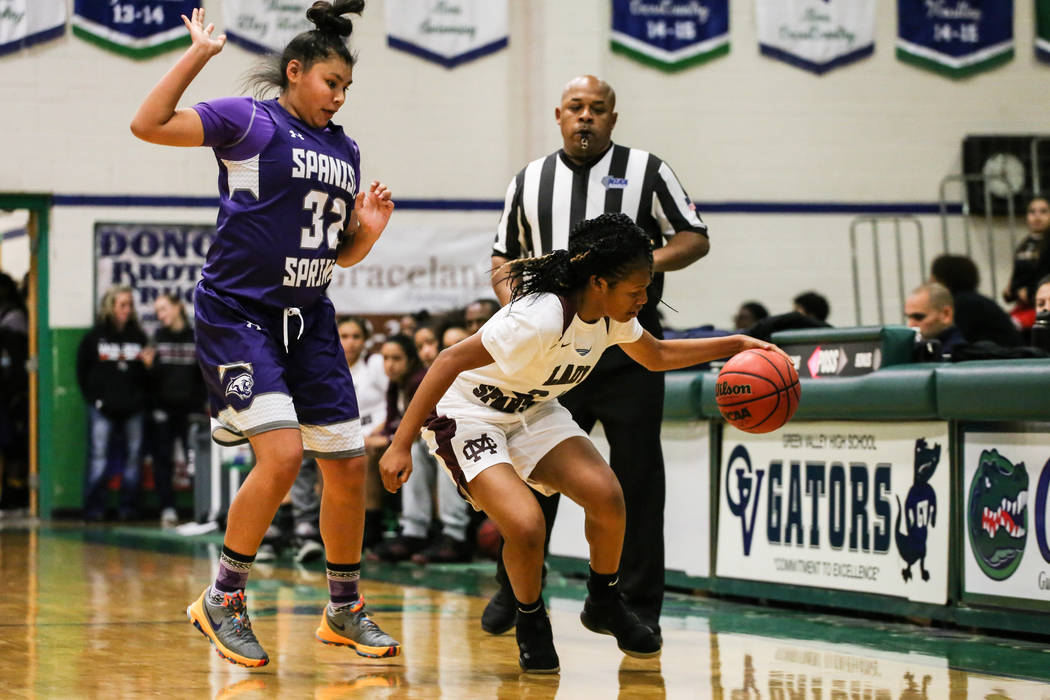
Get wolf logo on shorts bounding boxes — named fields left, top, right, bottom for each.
left=226, top=373, right=254, bottom=401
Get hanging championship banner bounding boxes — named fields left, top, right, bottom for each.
left=1038, top=0, right=1050, bottom=63
left=0, top=0, right=66, bottom=57
left=385, top=0, right=508, bottom=69
left=896, top=0, right=1014, bottom=79
left=755, top=0, right=876, bottom=74
left=610, top=0, right=730, bottom=72
left=223, top=0, right=312, bottom=55
left=72, top=0, right=195, bottom=59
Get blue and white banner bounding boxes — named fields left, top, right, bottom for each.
left=755, top=0, right=876, bottom=74
left=0, top=0, right=65, bottom=57
left=896, top=0, right=1014, bottom=79
left=1038, top=0, right=1050, bottom=63
left=610, top=0, right=730, bottom=72
left=223, top=0, right=312, bottom=55
left=73, top=0, right=194, bottom=59
left=385, top=0, right=508, bottom=69
left=716, top=421, right=951, bottom=604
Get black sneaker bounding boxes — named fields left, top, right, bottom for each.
left=580, top=595, right=661, bottom=658
left=481, top=585, right=516, bottom=634
left=515, top=607, right=559, bottom=674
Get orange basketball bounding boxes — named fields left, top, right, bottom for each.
left=715, top=348, right=801, bottom=433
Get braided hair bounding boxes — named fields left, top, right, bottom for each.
left=246, top=1, right=365, bottom=97
left=503, top=213, right=653, bottom=302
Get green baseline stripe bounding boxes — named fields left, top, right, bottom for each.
left=611, top=41, right=729, bottom=72
left=895, top=46, right=1014, bottom=79
left=72, top=26, right=191, bottom=60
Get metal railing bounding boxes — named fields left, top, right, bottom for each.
left=850, top=215, right=923, bottom=326
left=938, top=173, right=1019, bottom=300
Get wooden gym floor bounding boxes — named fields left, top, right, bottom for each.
left=2, top=522, right=1050, bottom=699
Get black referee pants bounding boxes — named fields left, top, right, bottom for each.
left=494, top=360, right=666, bottom=631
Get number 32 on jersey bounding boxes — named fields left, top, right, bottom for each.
left=282, top=189, right=346, bottom=289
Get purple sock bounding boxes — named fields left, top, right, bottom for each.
left=214, top=545, right=254, bottom=593
left=326, top=561, right=361, bottom=605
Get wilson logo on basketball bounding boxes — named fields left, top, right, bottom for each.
left=716, top=381, right=752, bottom=397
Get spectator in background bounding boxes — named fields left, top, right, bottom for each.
left=339, top=316, right=389, bottom=549
left=1002, top=195, right=1050, bottom=330
left=905, top=283, right=966, bottom=360
left=732, top=301, right=769, bottom=331
left=1032, top=275, right=1050, bottom=351
left=930, top=254, right=1022, bottom=348
left=793, top=291, right=830, bottom=323
left=369, top=334, right=429, bottom=561
left=413, top=322, right=440, bottom=368
left=399, top=319, right=474, bottom=564
left=464, top=298, right=500, bottom=335
left=0, top=271, right=29, bottom=510
left=1037, top=275, right=1050, bottom=315
left=745, top=291, right=831, bottom=342
left=441, top=322, right=469, bottom=349
left=77, top=286, right=149, bottom=521
left=144, top=292, right=207, bottom=527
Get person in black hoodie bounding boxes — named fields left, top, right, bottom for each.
left=145, top=292, right=206, bottom=526
left=77, top=286, right=149, bottom=521
left=931, top=254, right=1022, bottom=347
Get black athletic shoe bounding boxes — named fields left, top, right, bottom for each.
left=515, top=607, right=559, bottom=674
left=580, top=595, right=661, bottom=658
left=481, top=585, right=517, bottom=635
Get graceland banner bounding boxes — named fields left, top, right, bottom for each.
left=611, top=0, right=730, bottom=72
left=896, top=0, right=1014, bottom=79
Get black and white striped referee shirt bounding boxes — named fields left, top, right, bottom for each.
left=493, top=142, right=707, bottom=327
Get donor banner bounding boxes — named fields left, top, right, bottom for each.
left=755, top=0, right=877, bottom=75
left=961, top=425, right=1050, bottom=606
left=717, top=421, right=950, bottom=604
left=95, top=222, right=214, bottom=336
left=385, top=0, right=508, bottom=69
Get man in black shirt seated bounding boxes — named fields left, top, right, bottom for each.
left=930, top=254, right=1022, bottom=347
left=905, top=282, right=967, bottom=359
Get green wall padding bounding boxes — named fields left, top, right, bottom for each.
left=935, top=359, right=1050, bottom=420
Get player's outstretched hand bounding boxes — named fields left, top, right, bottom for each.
left=378, top=443, right=412, bottom=494
left=737, top=335, right=793, bottom=364
left=182, top=8, right=226, bottom=57
left=354, top=181, right=395, bottom=239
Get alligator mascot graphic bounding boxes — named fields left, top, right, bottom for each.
left=967, top=448, right=1028, bottom=581
left=895, top=438, right=940, bottom=582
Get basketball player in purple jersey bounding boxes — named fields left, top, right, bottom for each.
left=131, top=2, right=399, bottom=667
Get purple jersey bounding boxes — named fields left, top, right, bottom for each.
left=193, top=97, right=361, bottom=310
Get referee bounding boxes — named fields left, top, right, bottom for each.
left=485, top=75, right=710, bottom=639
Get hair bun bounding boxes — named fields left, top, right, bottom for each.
left=306, top=0, right=364, bottom=38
